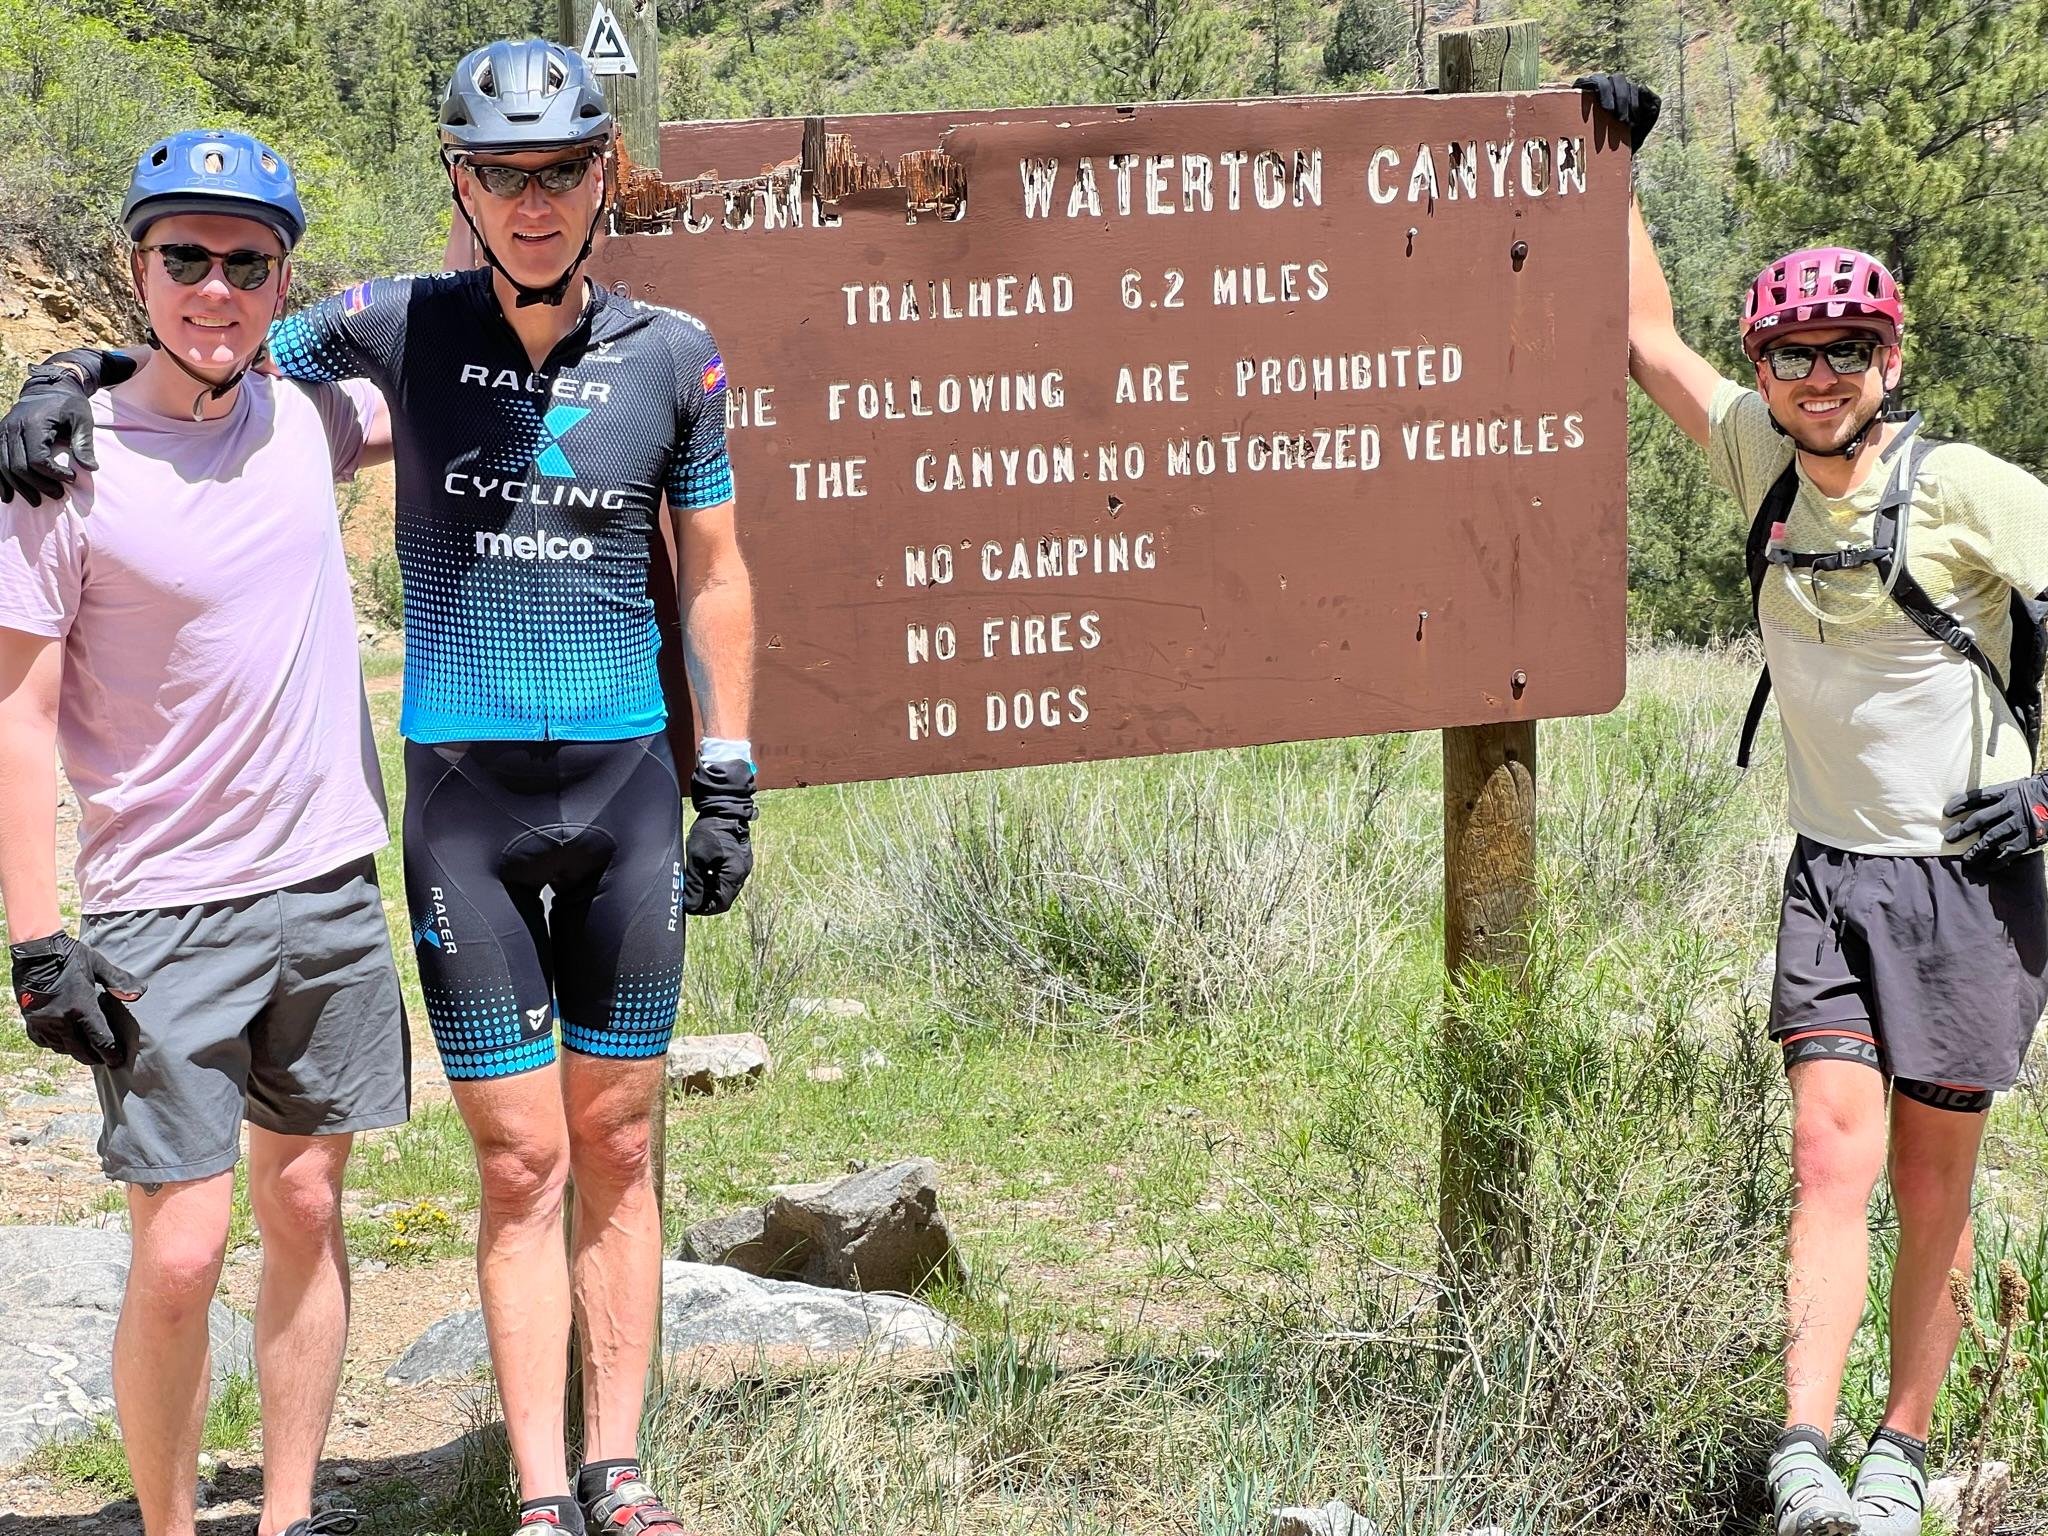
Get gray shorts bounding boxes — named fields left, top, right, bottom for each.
left=1771, top=835, right=2048, bottom=1095
left=81, top=857, right=411, bottom=1183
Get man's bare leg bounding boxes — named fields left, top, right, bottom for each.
left=246, top=1128, right=355, bottom=1535
left=1879, top=1093, right=1987, bottom=1438
left=117, top=1171, right=235, bottom=1536
left=1784, top=1059, right=1889, bottom=1431
left=452, top=1070, right=575, bottom=1501
left=562, top=1054, right=666, bottom=1466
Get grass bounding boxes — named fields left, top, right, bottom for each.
left=12, top=640, right=2048, bottom=1532
left=22, top=1372, right=260, bottom=1499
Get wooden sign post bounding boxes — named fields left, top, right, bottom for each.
left=1436, top=19, right=1542, bottom=1277
left=558, top=0, right=661, bottom=166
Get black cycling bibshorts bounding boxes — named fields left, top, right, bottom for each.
left=403, top=735, right=685, bottom=1081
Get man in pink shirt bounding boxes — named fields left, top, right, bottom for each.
left=0, top=132, right=403, bottom=1536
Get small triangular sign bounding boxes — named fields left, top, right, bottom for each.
left=580, top=2, right=638, bottom=75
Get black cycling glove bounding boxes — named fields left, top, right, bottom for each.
left=0, top=349, right=134, bottom=507
left=1574, top=73, right=1662, bottom=154
left=10, top=931, right=145, bottom=1067
left=1943, top=774, right=2048, bottom=868
left=682, top=759, right=757, bottom=916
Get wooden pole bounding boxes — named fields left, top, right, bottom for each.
left=1434, top=18, right=1541, bottom=1280
left=558, top=0, right=662, bottom=169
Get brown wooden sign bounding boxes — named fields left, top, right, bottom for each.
left=587, top=90, right=1631, bottom=789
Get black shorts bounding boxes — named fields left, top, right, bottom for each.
left=402, top=734, right=685, bottom=1082
left=1771, top=835, right=2048, bottom=1099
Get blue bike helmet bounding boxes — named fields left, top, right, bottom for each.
left=120, top=130, right=306, bottom=250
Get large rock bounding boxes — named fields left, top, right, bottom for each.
left=678, top=1158, right=963, bottom=1294
left=31, top=1113, right=101, bottom=1148
left=1927, top=1461, right=2011, bottom=1531
left=387, top=1261, right=955, bottom=1384
left=0, top=1226, right=252, bottom=1467
left=666, top=1033, right=772, bottom=1094
left=1270, top=1500, right=1377, bottom=1536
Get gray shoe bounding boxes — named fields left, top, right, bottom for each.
left=1770, top=1438, right=1862, bottom=1536
left=280, top=1514, right=359, bottom=1536
left=1851, top=1438, right=1927, bottom=1536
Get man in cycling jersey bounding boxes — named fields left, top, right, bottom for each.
left=1584, top=73, right=2048, bottom=1536
left=0, top=41, right=756, bottom=1536
left=0, top=131, right=403, bottom=1536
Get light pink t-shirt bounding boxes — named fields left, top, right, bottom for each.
left=0, top=373, right=389, bottom=913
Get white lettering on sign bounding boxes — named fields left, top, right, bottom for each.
left=670, top=176, right=839, bottom=235
left=1232, top=344, right=1463, bottom=397
left=986, top=688, right=1091, bottom=732
left=789, top=458, right=868, bottom=501
left=1165, top=428, right=1383, bottom=476
left=913, top=443, right=1079, bottom=494
left=1212, top=262, right=1329, bottom=305
left=724, top=385, right=776, bottom=430
left=906, top=623, right=959, bottom=664
left=979, top=532, right=1157, bottom=582
left=906, top=698, right=960, bottom=741
left=1398, top=413, right=1587, bottom=460
left=1096, top=442, right=1147, bottom=481
left=979, top=611, right=1104, bottom=658
left=840, top=273, right=1075, bottom=325
left=1364, top=138, right=1587, bottom=204
left=904, top=544, right=956, bottom=588
left=1114, top=363, right=1189, bottom=403
left=826, top=371, right=1065, bottom=421
left=1020, top=150, right=1323, bottom=218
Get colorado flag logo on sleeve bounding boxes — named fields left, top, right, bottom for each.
left=701, top=354, right=727, bottom=397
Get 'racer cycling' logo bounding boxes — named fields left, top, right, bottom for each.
left=534, top=404, right=592, bottom=479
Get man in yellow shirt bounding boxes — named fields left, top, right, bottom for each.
left=1585, top=73, right=2048, bottom=1536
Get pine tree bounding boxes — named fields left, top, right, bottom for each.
left=1320, top=0, right=1405, bottom=85
left=1253, top=0, right=1310, bottom=94
left=1737, top=0, right=2048, bottom=468
left=355, top=0, right=432, bottom=160
left=1542, top=0, right=1668, bottom=77
left=1093, top=0, right=1226, bottom=101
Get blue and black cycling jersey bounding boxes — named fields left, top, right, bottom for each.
left=268, top=267, right=734, bottom=743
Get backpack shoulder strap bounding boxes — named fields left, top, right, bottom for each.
left=1737, top=459, right=1805, bottom=768
left=1879, top=437, right=1999, bottom=680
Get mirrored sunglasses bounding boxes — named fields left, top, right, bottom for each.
left=1763, top=338, right=1882, bottom=382
left=466, top=156, right=597, bottom=200
left=141, top=243, right=281, bottom=292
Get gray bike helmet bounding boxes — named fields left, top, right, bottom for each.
left=440, top=39, right=614, bottom=308
left=439, top=39, right=613, bottom=156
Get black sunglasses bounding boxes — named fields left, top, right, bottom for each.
left=140, top=242, right=281, bottom=292
left=465, top=155, right=597, bottom=200
left=1762, top=338, right=1883, bottom=382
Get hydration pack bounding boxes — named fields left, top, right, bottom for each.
left=1738, top=413, right=2048, bottom=767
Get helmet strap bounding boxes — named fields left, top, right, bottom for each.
left=1763, top=383, right=1896, bottom=461
left=129, top=249, right=278, bottom=422
left=447, top=158, right=606, bottom=309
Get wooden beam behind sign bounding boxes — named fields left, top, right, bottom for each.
left=589, top=91, right=1631, bottom=790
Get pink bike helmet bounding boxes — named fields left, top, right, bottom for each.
left=1741, top=247, right=1903, bottom=359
